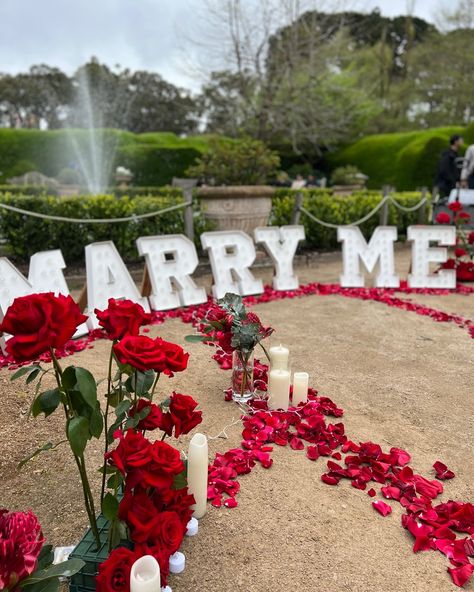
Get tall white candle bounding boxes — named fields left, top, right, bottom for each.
left=292, top=372, right=309, bottom=406
left=269, top=344, right=289, bottom=371
left=267, top=368, right=290, bottom=410
left=130, top=555, right=161, bottom=592
left=187, top=432, right=208, bottom=519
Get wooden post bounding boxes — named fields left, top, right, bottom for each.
left=140, top=266, right=152, bottom=298
left=418, top=187, right=427, bottom=224
left=291, top=191, right=304, bottom=225
left=379, top=186, right=390, bottom=226
left=172, top=177, right=197, bottom=242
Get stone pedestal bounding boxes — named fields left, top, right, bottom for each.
left=197, top=186, right=275, bottom=234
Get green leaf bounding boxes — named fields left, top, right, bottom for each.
left=67, top=416, right=90, bottom=456
left=26, top=367, right=41, bottom=385
left=61, top=366, right=77, bottom=390
left=21, top=576, right=60, bottom=592
left=18, top=442, right=54, bottom=468
left=32, top=389, right=61, bottom=418
left=10, top=364, right=40, bottom=381
left=22, top=559, right=85, bottom=585
left=89, top=403, right=103, bottom=438
left=107, top=471, right=124, bottom=490
left=102, top=492, right=119, bottom=522
left=184, top=334, right=207, bottom=343
left=75, top=367, right=97, bottom=409
left=172, top=466, right=188, bottom=490
left=115, top=399, right=131, bottom=418
left=35, top=545, right=54, bottom=571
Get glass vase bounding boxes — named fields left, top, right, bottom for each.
left=232, top=349, right=255, bottom=403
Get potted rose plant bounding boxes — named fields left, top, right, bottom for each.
left=436, top=202, right=474, bottom=282
left=0, top=295, right=202, bottom=592
left=186, top=137, right=280, bottom=235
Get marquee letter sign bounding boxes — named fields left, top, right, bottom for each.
left=338, top=226, right=400, bottom=288
left=407, top=225, right=456, bottom=289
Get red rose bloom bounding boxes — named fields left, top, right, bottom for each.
left=0, top=293, right=87, bottom=362
left=106, top=430, right=151, bottom=475
left=435, top=212, right=451, bottom=225
left=152, top=511, right=185, bottom=554
left=468, top=231, right=474, bottom=244
left=156, top=487, right=195, bottom=529
left=113, top=335, right=167, bottom=372
left=118, top=489, right=161, bottom=543
left=95, top=299, right=151, bottom=341
left=167, top=392, right=202, bottom=438
left=129, top=399, right=163, bottom=431
left=458, top=211, right=471, bottom=221
left=454, top=247, right=467, bottom=258
left=448, top=201, right=463, bottom=212
left=96, top=546, right=142, bottom=592
left=0, top=509, right=45, bottom=590
left=156, top=338, right=189, bottom=375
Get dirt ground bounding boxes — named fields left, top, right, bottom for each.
left=1, top=245, right=473, bottom=592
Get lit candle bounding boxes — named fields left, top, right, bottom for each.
left=267, top=368, right=290, bottom=410
left=269, top=344, right=289, bottom=371
left=187, top=433, right=208, bottom=519
left=292, top=372, right=309, bottom=406
left=130, top=555, right=161, bottom=592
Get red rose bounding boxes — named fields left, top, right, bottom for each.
left=435, top=212, right=451, bottom=225
left=95, top=299, right=151, bottom=341
left=468, top=231, right=474, bottom=244
left=448, top=201, right=463, bottom=212
left=129, top=399, right=163, bottom=431
left=113, top=335, right=167, bottom=372
left=156, top=487, right=195, bottom=529
left=106, top=430, right=151, bottom=476
left=156, top=338, right=189, bottom=375
left=0, top=509, right=45, bottom=590
left=167, top=392, right=202, bottom=438
left=152, top=511, right=185, bottom=554
left=458, top=211, right=471, bottom=221
left=118, top=489, right=160, bottom=543
left=0, top=293, right=87, bottom=362
left=96, top=546, right=141, bottom=592
left=455, top=247, right=467, bottom=258
left=142, top=441, right=184, bottom=490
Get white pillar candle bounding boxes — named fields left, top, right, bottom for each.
left=292, top=372, right=309, bottom=406
left=187, top=432, right=208, bottom=519
left=130, top=555, right=161, bottom=592
left=269, top=344, right=289, bottom=371
left=267, top=368, right=290, bottom=410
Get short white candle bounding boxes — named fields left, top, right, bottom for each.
left=269, top=344, right=289, bottom=371
left=130, top=555, right=161, bottom=592
left=186, top=517, right=199, bottom=536
left=187, top=432, right=208, bottom=519
left=267, top=368, right=290, bottom=410
left=169, top=552, right=185, bottom=574
left=292, top=372, right=309, bottom=406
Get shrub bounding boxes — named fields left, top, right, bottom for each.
left=186, top=137, right=280, bottom=185
left=56, top=167, right=82, bottom=185
left=330, top=165, right=365, bottom=186
left=0, top=190, right=205, bottom=263
left=271, top=188, right=425, bottom=249
left=328, top=126, right=465, bottom=190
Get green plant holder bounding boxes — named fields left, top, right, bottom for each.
left=69, top=514, right=131, bottom=592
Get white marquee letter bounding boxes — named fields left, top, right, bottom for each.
left=137, top=234, right=207, bottom=311
left=407, top=225, right=456, bottom=289
left=254, top=225, right=305, bottom=290
left=338, top=226, right=399, bottom=288
left=201, top=230, right=263, bottom=299
left=85, top=241, right=150, bottom=328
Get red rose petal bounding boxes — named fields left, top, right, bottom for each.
left=433, top=460, right=455, bottom=480
left=367, top=488, right=376, bottom=497
left=224, top=497, right=238, bottom=508
left=447, top=563, right=474, bottom=588
left=321, top=474, right=340, bottom=485
left=306, top=446, right=319, bottom=461
left=372, top=500, right=392, bottom=517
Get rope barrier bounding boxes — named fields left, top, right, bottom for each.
left=0, top=200, right=192, bottom=224
left=299, top=194, right=428, bottom=228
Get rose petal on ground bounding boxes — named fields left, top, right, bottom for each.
left=224, top=497, right=238, bottom=508
left=372, top=500, right=392, bottom=517
left=433, top=460, right=455, bottom=480
left=367, top=488, right=376, bottom=497
left=447, top=564, right=474, bottom=588
left=321, top=473, right=340, bottom=485
left=307, top=446, right=319, bottom=461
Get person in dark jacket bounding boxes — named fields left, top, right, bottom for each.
left=435, top=134, right=464, bottom=197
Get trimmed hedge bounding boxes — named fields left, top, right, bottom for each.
left=328, top=126, right=466, bottom=190
left=272, top=189, right=425, bottom=249
left=0, top=191, right=208, bottom=263
left=0, top=129, right=215, bottom=186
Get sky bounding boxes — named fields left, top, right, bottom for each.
left=2, top=0, right=448, bottom=91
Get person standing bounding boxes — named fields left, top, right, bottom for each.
left=460, top=143, right=474, bottom=189
left=435, top=134, right=464, bottom=197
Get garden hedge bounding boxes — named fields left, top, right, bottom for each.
left=0, top=190, right=209, bottom=263
left=0, top=129, right=215, bottom=186
left=0, top=189, right=426, bottom=264
left=328, top=125, right=471, bottom=190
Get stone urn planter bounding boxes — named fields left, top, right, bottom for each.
left=197, top=186, right=275, bottom=234
left=332, top=183, right=365, bottom=197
